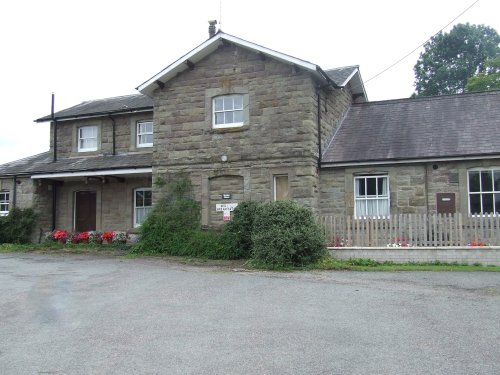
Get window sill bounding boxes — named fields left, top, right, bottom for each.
left=210, top=124, right=250, bottom=134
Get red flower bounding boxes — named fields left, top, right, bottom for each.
left=101, top=231, right=115, bottom=243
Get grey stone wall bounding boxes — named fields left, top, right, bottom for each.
left=330, top=247, right=500, bottom=266
left=319, top=158, right=500, bottom=217
left=49, top=112, right=154, bottom=158
left=150, top=43, right=349, bottom=224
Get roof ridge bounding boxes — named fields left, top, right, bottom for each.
left=325, top=65, right=359, bottom=71
left=353, top=89, right=500, bottom=107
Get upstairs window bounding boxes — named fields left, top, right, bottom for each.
left=137, top=120, right=153, bottom=147
left=78, top=126, right=98, bottom=152
left=134, top=188, right=152, bottom=227
left=0, top=191, right=9, bottom=216
left=354, top=175, right=389, bottom=218
left=213, top=95, right=244, bottom=128
left=468, top=169, right=500, bottom=215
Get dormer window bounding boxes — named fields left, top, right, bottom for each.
left=78, top=126, right=98, bottom=152
left=213, top=95, right=244, bottom=128
left=137, top=120, right=153, bottom=147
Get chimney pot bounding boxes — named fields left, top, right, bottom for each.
left=208, top=20, right=217, bottom=38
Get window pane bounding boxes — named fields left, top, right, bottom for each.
left=356, top=179, right=365, bottom=197
left=136, top=191, right=144, bottom=207
left=144, top=191, right=152, bottom=206
left=214, top=98, right=223, bottom=111
left=233, top=110, right=243, bottom=123
left=233, top=95, right=243, bottom=109
left=469, top=171, right=480, bottom=192
left=482, top=193, right=494, bottom=214
left=494, top=171, right=500, bottom=191
left=355, top=199, right=366, bottom=217
left=223, top=96, right=233, bottom=110
left=366, top=178, right=377, bottom=196
left=378, top=199, right=389, bottom=216
left=469, top=194, right=481, bottom=214
left=143, top=134, right=153, bottom=144
left=481, top=171, right=493, bottom=191
left=225, top=111, right=233, bottom=124
left=215, top=112, right=224, bottom=124
left=145, top=122, right=153, bottom=133
left=274, top=175, right=288, bottom=201
left=378, top=177, right=388, bottom=196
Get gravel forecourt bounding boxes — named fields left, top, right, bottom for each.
left=1, top=252, right=499, bottom=375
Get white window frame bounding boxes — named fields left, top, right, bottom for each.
left=212, top=94, right=244, bottom=129
left=136, top=120, right=153, bottom=148
left=78, top=125, right=98, bottom=152
left=467, top=167, right=500, bottom=216
left=354, top=175, right=390, bottom=218
left=0, top=191, right=10, bottom=216
left=134, top=188, right=152, bottom=227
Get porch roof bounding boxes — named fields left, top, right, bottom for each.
left=0, top=152, right=152, bottom=177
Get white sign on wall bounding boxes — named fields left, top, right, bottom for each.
left=216, top=203, right=238, bottom=221
left=215, top=203, right=238, bottom=212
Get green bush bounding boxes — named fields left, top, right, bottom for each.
left=250, top=201, right=326, bottom=267
left=0, top=208, right=37, bottom=244
left=134, top=175, right=241, bottom=259
left=223, top=201, right=259, bottom=259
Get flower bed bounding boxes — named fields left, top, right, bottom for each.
left=45, top=230, right=128, bottom=245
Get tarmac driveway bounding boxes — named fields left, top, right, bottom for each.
left=0, top=252, right=499, bottom=375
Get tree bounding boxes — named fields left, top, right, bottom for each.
left=465, top=56, right=500, bottom=92
left=413, top=23, right=500, bottom=97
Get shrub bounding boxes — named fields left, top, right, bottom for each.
left=0, top=208, right=37, bottom=244
left=223, top=201, right=259, bottom=259
left=250, top=201, right=326, bottom=267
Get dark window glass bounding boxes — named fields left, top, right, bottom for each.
left=469, top=171, right=480, bottom=192
left=481, top=171, right=493, bottom=191
left=357, top=179, right=365, bottom=196
left=366, top=178, right=377, bottom=196
left=494, top=171, right=500, bottom=191
left=482, top=193, right=494, bottom=214
left=469, top=194, right=481, bottom=214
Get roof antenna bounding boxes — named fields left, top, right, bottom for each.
left=219, top=0, right=222, bottom=31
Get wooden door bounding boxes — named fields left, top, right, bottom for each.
left=75, top=191, right=96, bottom=231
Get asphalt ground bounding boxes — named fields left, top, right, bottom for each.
left=1, top=252, right=499, bottom=375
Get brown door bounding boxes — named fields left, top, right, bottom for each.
left=75, top=191, right=96, bottom=231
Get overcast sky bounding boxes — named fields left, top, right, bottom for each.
left=1, top=0, right=499, bottom=164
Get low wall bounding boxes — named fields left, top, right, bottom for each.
left=329, top=247, right=500, bottom=266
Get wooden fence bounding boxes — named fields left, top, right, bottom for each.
left=319, top=213, right=500, bottom=247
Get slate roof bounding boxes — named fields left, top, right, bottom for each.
left=36, top=94, right=153, bottom=122
left=322, top=90, right=500, bottom=166
left=324, top=66, right=358, bottom=86
left=0, top=152, right=152, bottom=177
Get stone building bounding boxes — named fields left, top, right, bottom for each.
left=0, top=30, right=499, bottom=239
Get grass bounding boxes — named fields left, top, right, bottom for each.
left=1, top=243, right=499, bottom=272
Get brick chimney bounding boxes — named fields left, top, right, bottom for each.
left=208, top=20, right=217, bottom=38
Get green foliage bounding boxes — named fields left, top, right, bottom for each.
left=250, top=201, right=326, bottom=267
left=133, top=174, right=240, bottom=259
left=465, top=56, right=500, bottom=92
left=0, top=208, right=37, bottom=244
left=223, top=201, right=259, bottom=259
left=414, top=23, right=500, bottom=97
